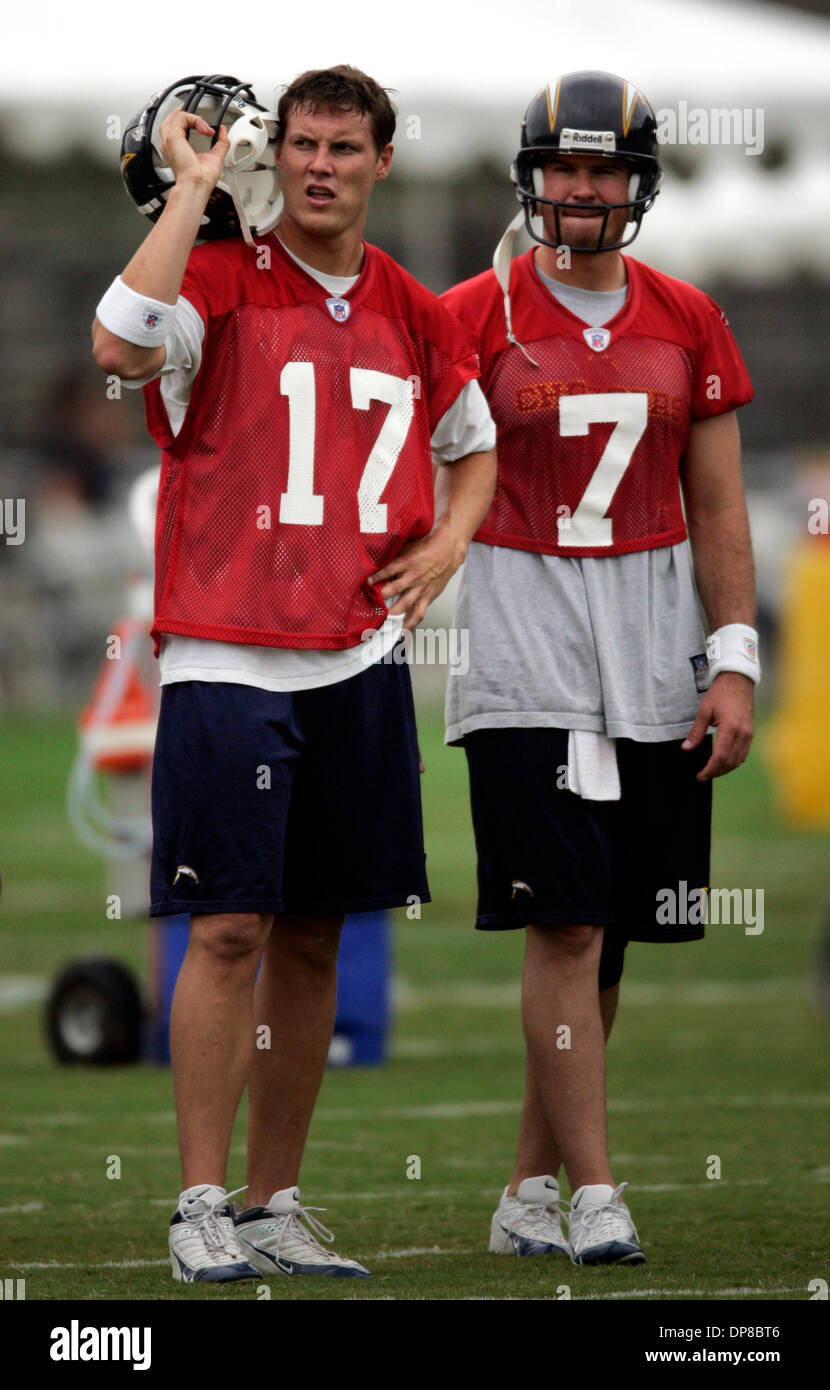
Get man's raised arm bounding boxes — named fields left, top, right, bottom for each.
left=91, top=110, right=229, bottom=379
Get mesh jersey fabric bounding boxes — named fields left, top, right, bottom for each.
left=441, top=251, right=753, bottom=742
left=143, top=235, right=480, bottom=655
left=533, top=268, right=627, bottom=326
left=441, top=250, right=754, bottom=559
left=126, top=242, right=493, bottom=692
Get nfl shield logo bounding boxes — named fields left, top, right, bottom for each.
left=326, top=296, right=351, bottom=323
left=143, top=308, right=162, bottom=330
left=690, top=653, right=709, bottom=693
left=584, top=327, right=610, bottom=352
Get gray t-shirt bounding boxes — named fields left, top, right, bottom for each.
left=534, top=266, right=627, bottom=327
left=445, top=266, right=708, bottom=745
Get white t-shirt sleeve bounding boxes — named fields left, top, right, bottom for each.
left=430, top=379, right=496, bottom=463
left=120, top=297, right=205, bottom=438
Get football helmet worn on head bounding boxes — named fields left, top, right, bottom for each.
left=491, top=71, right=662, bottom=361
left=513, top=70, right=661, bottom=255
left=120, top=74, right=283, bottom=245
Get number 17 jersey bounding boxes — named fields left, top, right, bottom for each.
left=441, top=250, right=753, bottom=558
left=143, top=235, right=480, bottom=655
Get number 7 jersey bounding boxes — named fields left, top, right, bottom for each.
left=441, top=250, right=753, bottom=558
left=142, top=236, right=480, bottom=654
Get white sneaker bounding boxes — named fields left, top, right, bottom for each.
left=169, top=1184, right=261, bottom=1283
left=568, top=1181, right=646, bottom=1265
left=489, top=1175, right=571, bottom=1257
left=234, top=1187, right=370, bottom=1278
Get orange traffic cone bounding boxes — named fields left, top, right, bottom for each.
left=79, top=620, right=157, bottom=774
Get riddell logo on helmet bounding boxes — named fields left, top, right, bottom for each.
left=559, top=128, right=616, bottom=153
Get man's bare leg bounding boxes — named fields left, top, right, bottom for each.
left=245, top=914, right=343, bottom=1205
left=509, top=924, right=616, bottom=1194
left=508, top=976, right=620, bottom=1194
left=169, top=911, right=273, bottom=1189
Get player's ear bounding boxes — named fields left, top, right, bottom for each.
left=375, top=143, right=394, bottom=180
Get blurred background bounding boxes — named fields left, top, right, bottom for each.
left=1, top=0, right=830, bottom=708
left=1, top=0, right=829, bottom=1302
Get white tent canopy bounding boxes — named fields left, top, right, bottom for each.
left=3, top=0, right=829, bottom=105
left=4, top=0, right=829, bottom=279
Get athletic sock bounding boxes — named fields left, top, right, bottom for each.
left=571, top=1183, right=616, bottom=1209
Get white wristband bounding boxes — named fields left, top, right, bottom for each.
left=706, top=624, right=760, bottom=685
left=96, top=276, right=176, bottom=348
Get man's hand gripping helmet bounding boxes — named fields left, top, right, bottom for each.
left=120, top=74, right=283, bottom=245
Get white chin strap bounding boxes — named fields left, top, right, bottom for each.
left=492, top=158, right=648, bottom=366
left=493, top=208, right=539, bottom=367
left=221, top=114, right=283, bottom=246
left=493, top=208, right=524, bottom=303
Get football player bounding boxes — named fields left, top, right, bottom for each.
left=92, top=66, right=496, bottom=1283
left=441, top=70, right=757, bottom=1266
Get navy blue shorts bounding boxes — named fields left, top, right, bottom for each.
left=463, top=728, right=712, bottom=944
left=150, top=659, right=429, bottom=918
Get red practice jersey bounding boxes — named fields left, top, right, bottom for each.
left=441, top=251, right=753, bottom=558
left=144, top=236, right=480, bottom=652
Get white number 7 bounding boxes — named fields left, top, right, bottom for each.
left=279, top=362, right=414, bottom=532
left=557, top=392, right=648, bottom=547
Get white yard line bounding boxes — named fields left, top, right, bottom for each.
left=7, top=1171, right=811, bottom=1216
left=10, top=1259, right=169, bottom=1271
left=369, top=1246, right=478, bottom=1259
left=316, top=1094, right=830, bottom=1120
left=0, top=976, right=49, bottom=1011
left=626, top=1178, right=772, bottom=1192
left=0, top=972, right=809, bottom=1016
left=392, top=1037, right=522, bottom=1057
left=583, top=1287, right=806, bottom=1299
left=3, top=1253, right=810, bottom=1300
left=318, top=1100, right=522, bottom=1120
left=17, top=1114, right=87, bottom=1126
left=395, top=977, right=805, bottom=1010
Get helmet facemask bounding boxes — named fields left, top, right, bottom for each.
left=492, top=72, right=662, bottom=357
left=516, top=149, right=660, bottom=255
left=122, top=75, right=283, bottom=244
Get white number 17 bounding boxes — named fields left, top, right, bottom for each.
left=278, top=362, right=414, bottom=534
left=557, top=392, right=648, bottom=547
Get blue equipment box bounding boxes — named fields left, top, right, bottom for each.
left=143, top=911, right=390, bottom=1067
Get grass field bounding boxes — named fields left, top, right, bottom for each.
left=1, top=708, right=829, bottom=1302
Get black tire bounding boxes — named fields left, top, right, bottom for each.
left=45, top=958, right=143, bottom=1065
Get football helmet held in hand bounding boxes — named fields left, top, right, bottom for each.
left=120, top=74, right=283, bottom=244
